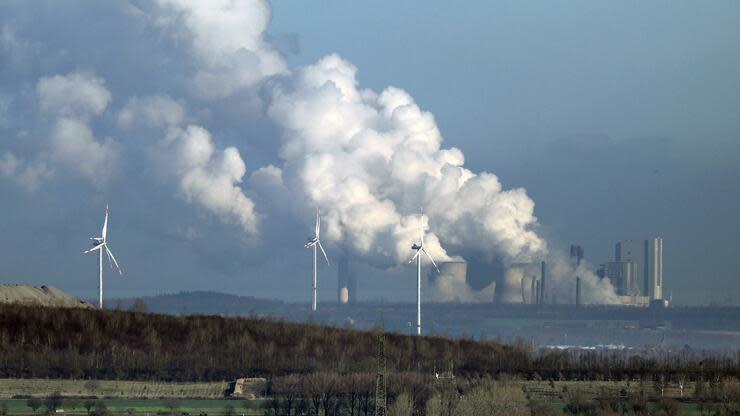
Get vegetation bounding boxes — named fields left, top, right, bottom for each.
left=2, top=304, right=739, bottom=383
left=0, top=378, right=228, bottom=399
left=2, top=304, right=740, bottom=414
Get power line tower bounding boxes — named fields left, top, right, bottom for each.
left=375, top=333, right=387, bottom=416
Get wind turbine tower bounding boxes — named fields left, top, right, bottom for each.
left=408, top=210, right=439, bottom=335
left=83, top=204, right=123, bottom=309
left=305, top=208, right=329, bottom=312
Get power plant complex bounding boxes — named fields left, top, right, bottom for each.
left=334, top=238, right=664, bottom=308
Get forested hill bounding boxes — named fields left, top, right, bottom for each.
left=0, top=304, right=526, bottom=381
left=0, top=304, right=737, bottom=382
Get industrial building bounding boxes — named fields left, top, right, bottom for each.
left=599, top=237, right=663, bottom=305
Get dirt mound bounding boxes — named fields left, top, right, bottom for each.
left=0, top=284, right=93, bottom=308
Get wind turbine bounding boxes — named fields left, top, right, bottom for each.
left=304, top=208, right=329, bottom=312
left=408, top=209, right=439, bottom=335
left=83, top=204, right=122, bottom=309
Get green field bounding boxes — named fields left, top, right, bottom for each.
left=523, top=379, right=694, bottom=400
left=0, top=378, right=727, bottom=416
left=0, top=379, right=229, bottom=399
left=0, top=399, right=264, bottom=416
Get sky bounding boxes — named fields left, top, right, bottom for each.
left=1, top=1, right=739, bottom=305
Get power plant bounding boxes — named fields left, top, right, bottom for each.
left=425, top=237, right=665, bottom=308
left=432, top=260, right=547, bottom=305
left=598, top=237, right=664, bottom=307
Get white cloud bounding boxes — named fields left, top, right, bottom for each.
left=0, top=152, right=53, bottom=191
left=36, top=72, right=111, bottom=119
left=33, top=72, right=117, bottom=187
left=49, top=117, right=117, bottom=186
left=118, top=95, right=185, bottom=129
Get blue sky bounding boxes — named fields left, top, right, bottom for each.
left=0, top=1, right=738, bottom=305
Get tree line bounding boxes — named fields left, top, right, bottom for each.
left=0, top=304, right=738, bottom=382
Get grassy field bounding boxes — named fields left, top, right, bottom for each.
left=0, top=379, right=229, bottom=399
left=0, top=378, right=727, bottom=416
left=0, top=399, right=264, bottom=416
left=522, top=380, right=727, bottom=416
left=522, top=379, right=694, bottom=400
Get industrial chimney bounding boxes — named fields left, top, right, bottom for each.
left=337, top=258, right=356, bottom=304
left=576, top=276, right=582, bottom=307
left=540, top=261, right=546, bottom=304
left=530, top=276, right=536, bottom=305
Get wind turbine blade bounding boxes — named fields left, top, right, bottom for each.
left=422, top=248, right=440, bottom=273
left=105, top=248, right=116, bottom=271
left=305, top=241, right=317, bottom=248
left=315, top=209, right=320, bottom=238
left=102, top=205, right=109, bottom=241
left=105, top=245, right=122, bottom=275
left=419, top=209, right=424, bottom=246
left=318, top=241, right=330, bottom=265
left=84, top=243, right=105, bottom=254
left=408, top=249, right=421, bottom=264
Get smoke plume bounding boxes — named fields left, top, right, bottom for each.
left=0, top=0, right=621, bottom=303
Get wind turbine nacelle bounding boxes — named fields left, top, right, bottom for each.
left=91, top=238, right=103, bottom=245
left=412, top=243, right=421, bottom=250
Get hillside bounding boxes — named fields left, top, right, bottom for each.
left=0, top=304, right=736, bottom=383
left=0, top=284, right=92, bottom=308
left=0, top=303, right=527, bottom=381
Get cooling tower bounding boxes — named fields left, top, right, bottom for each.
left=497, top=266, right=525, bottom=304
left=433, top=261, right=469, bottom=302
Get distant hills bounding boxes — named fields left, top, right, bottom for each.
left=0, top=284, right=92, bottom=309
left=111, top=291, right=740, bottom=350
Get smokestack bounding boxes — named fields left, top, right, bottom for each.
left=535, top=280, right=541, bottom=305
left=576, top=276, right=581, bottom=307
left=570, top=245, right=584, bottom=267
left=530, top=276, right=536, bottom=305
left=540, top=261, right=546, bottom=305
left=520, top=276, right=527, bottom=303
left=337, top=258, right=356, bottom=305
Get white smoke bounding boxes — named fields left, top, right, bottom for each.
left=267, top=54, right=545, bottom=269
left=0, top=1, right=623, bottom=303
left=545, top=254, right=620, bottom=304
left=160, top=125, right=258, bottom=235
left=144, top=2, right=595, bottom=301
left=151, top=0, right=287, bottom=98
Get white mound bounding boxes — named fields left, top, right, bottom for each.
left=0, top=284, right=93, bottom=308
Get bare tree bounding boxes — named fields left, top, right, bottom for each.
left=677, top=374, right=686, bottom=398
left=26, top=398, right=42, bottom=415
left=389, top=393, right=414, bottom=416
left=273, top=374, right=302, bottom=416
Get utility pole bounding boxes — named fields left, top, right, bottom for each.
left=375, top=334, right=387, bottom=416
